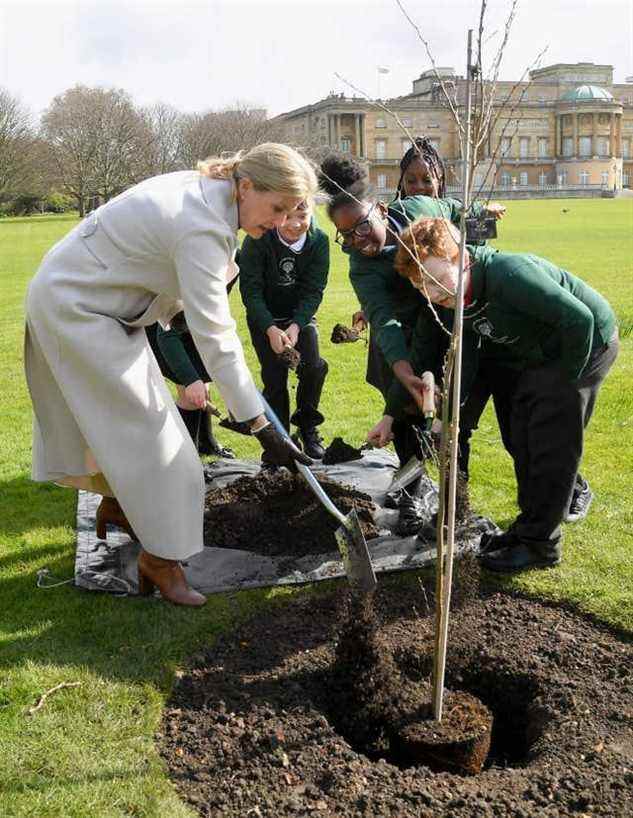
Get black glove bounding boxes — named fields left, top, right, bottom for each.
left=253, top=423, right=313, bottom=469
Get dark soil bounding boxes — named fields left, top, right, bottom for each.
left=203, top=469, right=378, bottom=557
left=278, top=346, right=301, bottom=370
left=322, top=437, right=364, bottom=465
left=159, top=566, right=633, bottom=817
left=330, top=323, right=361, bottom=344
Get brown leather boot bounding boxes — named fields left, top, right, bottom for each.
left=96, top=496, right=138, bottom=541
left=137, top=549, right=206, bottom=607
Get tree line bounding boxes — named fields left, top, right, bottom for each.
left=0, top=85, right=284, bottom=217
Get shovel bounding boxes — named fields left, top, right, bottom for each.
left=260, top=395, right=377, bottom=594
left=386, top=371, right=437, bottom=494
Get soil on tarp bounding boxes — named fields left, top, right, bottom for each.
left=203, top=469, right=379, bottom=557
left=322, top=437, right=364, bottom=465
left=158, top=565, right=633, bottom=818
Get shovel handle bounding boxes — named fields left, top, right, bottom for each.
left=421, top=371, right=436, bottom=417
left=259, top=394, right=347, bottom=527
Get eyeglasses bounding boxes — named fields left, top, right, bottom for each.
left=334, top=204, right=377, bottom=247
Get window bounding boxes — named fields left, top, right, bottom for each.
left=519, top=137, right=530, bottom=158
left=597, top=137, right=609, bottom=156
left=558, top=170, right=568, bottom=187
left=401, top=117, right=412, bottom=128
left=473, top=172, right=484, bottom=188
left=624, top=172, right=630, bottom=188
left=500, top=172, right=511, bottom=188
left=562, top=137, right=573, bottom=157
left=401, top=139, right=412, bottom=154
left=377, top=173, right=388, bottom=190
left=375, top=139, right=387, bottom=159
left=375, top=117, right=386, bottom=128
left=601, top=171, right=609, bottom=187
left=623, top=139, right=631, bottom=158
left=539, top=172, right=548, bottom=187
left=519, top=171, right=528, bottom=186
left=538, top=138, right=549, bottom=158
left=501, top=137, right=511, bottom=156
left=340, top=138, right=351, bottom=153
left=579, top=170, right=589, bottom=186
left=579, top=136, right=592, bottom=157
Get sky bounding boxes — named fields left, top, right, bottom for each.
left=1, top=0, right=632, bottom=120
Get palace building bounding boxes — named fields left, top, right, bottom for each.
left=275, top=62, right=633, bottom=198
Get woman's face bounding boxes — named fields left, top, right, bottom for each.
left=237, top=178, right=303, bottom=238
left=332, top=201, right=388, bottom=257
left=409, top=254, right=463, bottom=308
left=402, top=157, right=439, bottom=198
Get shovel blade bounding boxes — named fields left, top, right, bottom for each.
left=335, top=508, right=377, bottom=594
left=388, top=454, right=425, bottom=495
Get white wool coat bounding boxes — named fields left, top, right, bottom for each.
left=24, top=171, right=263, bottom=559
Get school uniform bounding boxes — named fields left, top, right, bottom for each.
left=24, top=172, right=262, bottom=561
left=386, top=244, right=618, bottom=546
left=347, top=194, right=462, bottom=465
left=239, top=221, right=329, bottom=432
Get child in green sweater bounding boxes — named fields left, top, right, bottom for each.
left=379, top=217, right=618, bottom=572
left=239, top=201, right=330, bottom=459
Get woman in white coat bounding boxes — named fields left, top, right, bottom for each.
left=24, top=143, right=315, bottom=606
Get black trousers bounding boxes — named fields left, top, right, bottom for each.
left=248, top=319, right=328, bottom=432
left=489, top=334, right=619, bottom=544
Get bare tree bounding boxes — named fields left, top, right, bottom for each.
left=177, top=103, right=284, bottom=167
left=140, top=102, right=184, bottom=176
left=41, top=85, right=148, bottom=215
left=0, top=87, right=34, bottom=196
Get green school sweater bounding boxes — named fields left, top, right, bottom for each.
left=239, top=221, right=330, bottom=333
left=348, top=195, right=463, bottom=368
left=385, top=244, right=616, bottom=416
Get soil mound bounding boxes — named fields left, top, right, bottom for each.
left=322, top=437, right=363, bottom=465
left=203, top=469, right=378, bottom=557
left=159, top=571, right=633, bottom=818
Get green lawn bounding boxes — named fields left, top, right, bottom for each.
left=0, top=199, right=632, bottom=817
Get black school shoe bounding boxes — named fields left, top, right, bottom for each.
left=565, top=480, right=594, bottom=523
left=480, top=539, right=562, bottom=573
left=479, top=526, right=521, bottom=555
left=300, top=427, right=326, bottom=460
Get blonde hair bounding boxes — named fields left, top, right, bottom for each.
left=197, top=143, right=319, bottom=204
left=395, top=218, right=461, bottom=282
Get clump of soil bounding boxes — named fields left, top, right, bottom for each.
left=331, top=323, right=361, bottom=344
left=322, top=437, right=363, bottom=465
left=203, top=469, right=378, bottom=557
left=278, top=346, right=301, bottom=370
left=159, top=570, right=633, bottom=818
left=329, top=591, right=492, bottom=775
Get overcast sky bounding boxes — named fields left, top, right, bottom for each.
left=1, top=0, right=631, bottom=119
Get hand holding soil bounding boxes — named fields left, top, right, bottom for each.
left=330, top=323, right=361, bottom=344
left=277, top=345, right=301, bottom=370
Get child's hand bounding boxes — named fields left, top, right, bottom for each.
left=285, top=323, right=300, bottom=347
left=367, top=415, right=394, bottom=448
left=351, top=310, right=367, bottom=332
left=266, top=325, right=291, bottom=354
left=184, top=380, right=207, bottom=410
left=486, top=202, right=506, bottom=220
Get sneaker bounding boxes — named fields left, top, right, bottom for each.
left=300, top=427, right=325, bottom=460
left=565, top=481, right=593, bottom=523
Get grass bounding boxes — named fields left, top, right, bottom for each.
left=0, top=198, right=632, bottom=816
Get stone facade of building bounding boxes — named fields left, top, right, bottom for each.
left=275, top=62, right=633, bottom=197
